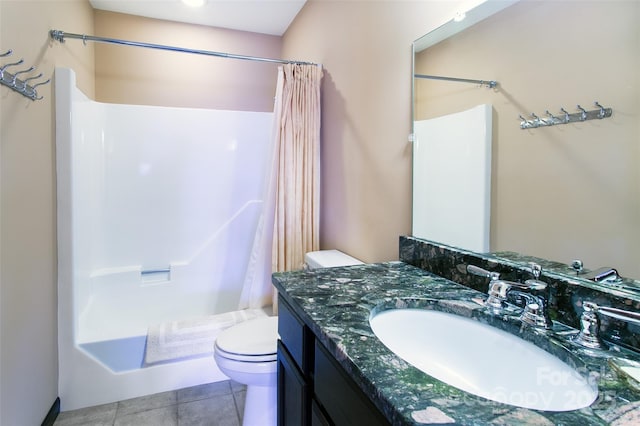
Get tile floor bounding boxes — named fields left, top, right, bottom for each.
left=53, top=380, right=246, bottom=426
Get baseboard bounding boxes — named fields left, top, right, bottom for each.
left=41, top=397, right=60, bottom=426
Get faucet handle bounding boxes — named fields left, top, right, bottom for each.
left=525, top=262, right=547, bottom=290
left=586, top=302, right=640, bottom=326
left=529, top=262, right=542, bottom=279
left=574, top=302, right=640, bottom=350
left=467, top=265, right=500, bottom=281
left=574, top=302, right=604, bottom=349
left=571, top=259, right=584, bottom=275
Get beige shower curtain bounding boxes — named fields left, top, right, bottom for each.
left=272, top=63, right=323, bottom=275
left=238, top=63, right=323, bottom=311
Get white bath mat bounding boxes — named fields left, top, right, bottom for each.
left=144, top=308, right=271, bottom=366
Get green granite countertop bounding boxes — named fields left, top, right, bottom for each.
left=272, top=261, right=640, bottom=425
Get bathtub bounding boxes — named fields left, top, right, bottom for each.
left=55, top=68, right=274, bottom=410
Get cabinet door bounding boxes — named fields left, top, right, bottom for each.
left=314, top=342, right=389, bottom=426
left=277, top=340, right=309, bottom=426
left=311, top=400, right=331, bottom=426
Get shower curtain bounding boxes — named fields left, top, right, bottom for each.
left=239, top=63, right=323, bottom=311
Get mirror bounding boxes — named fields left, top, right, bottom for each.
left=412, top=0, right=640, bottom=286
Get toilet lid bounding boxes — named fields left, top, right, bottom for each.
left=215, top=316, right=278, bottom=357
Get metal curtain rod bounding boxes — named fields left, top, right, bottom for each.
left=49, top=30, right=318, bottom=66
left=415, top=73, right=497, bottom=89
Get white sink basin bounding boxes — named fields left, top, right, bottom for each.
left=369, top=308, right=598, bottom=411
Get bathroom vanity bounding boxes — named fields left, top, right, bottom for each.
left=277, top=295, right=388, bottom=425
left=272, top=237, right=640, bottom=425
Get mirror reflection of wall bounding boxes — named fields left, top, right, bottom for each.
left=413, top=0, right=640, bottom=278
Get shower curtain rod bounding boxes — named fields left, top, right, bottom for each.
left=415, top=73, right=497, bottom=89
left=49, top=30, right=318, bottom=66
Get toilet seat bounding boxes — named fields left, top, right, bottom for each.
left=214, top=316, right=278, bottom=362
left=214, top=345, right=277, bottom=363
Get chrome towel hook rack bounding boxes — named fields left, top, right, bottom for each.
left=0, top=49, right=50, bottom=101
left=519, top=102, right=612, bottom=129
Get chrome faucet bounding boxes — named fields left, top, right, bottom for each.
left=574, top=301, right=640, bottom=350
left=571, top=259, right=621, bottom=284
left=466, top=264, right=516, bottom=309
left=467, top=263, right=551, bottom=328
left=508, top=290, right=552, bottom=329
left=509, top=262, right=552, bottom=328
left=467, top=263, right=547, bottom=305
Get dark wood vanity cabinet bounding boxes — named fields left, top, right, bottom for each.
left=277, top=296, right=389, bottom=426
left=277, top=295, right=313, bottom=425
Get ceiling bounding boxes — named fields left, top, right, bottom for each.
left=89, top=0, right=307, bottom=36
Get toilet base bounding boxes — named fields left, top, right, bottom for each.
left=242, top=384, right=276, bottom=426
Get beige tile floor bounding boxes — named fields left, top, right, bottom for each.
left=53, top=381, right=246, bottom=426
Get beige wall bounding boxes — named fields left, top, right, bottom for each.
left=415, top=0, right=640, bottom=278
left=281, top=0, right=462, bottom=262
left=94, top=10, right=282, bottom=111
left=0, top=1, right=94, bottom=424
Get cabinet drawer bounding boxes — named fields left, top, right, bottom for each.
left=278, top=296, right=310, bottom=373
left=314, top=342, right=389, bottom=426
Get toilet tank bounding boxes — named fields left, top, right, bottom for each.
left=305, top=250, right=363, bottom=270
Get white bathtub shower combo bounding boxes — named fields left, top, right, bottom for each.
left=55, top=68, right=275, bottom=410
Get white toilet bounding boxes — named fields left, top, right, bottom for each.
left=213, top=249, right=363, bottom=426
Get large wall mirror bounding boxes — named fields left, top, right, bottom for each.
left=412, top=0, right=640, bottom=285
